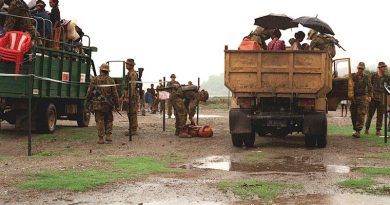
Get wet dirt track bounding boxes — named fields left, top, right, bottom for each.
left=1, top=108, right=390, bottom=204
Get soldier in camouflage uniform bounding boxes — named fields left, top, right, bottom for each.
left=365, top=62, right=389, bottom=136
left=86, top=64, right=119, bottom=144
left=3, top=0, right=36, bottom=38
left=182, top=85, right=209, bottom=125
left=307, top=29, right=336, bottom=58
left=350, top=62, right=373, bottom=138
left=169, top=84, right=191, bottom=138
left=249, top=26, right=273, bottom=50
left=166, top=74, right=179, bottom=118
left=123, top=58, right=139, bottom=136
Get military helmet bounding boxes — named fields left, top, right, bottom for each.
left=357, top=62, right=365, bottom=70
left=99, top=63, right=110, bottom=72
left=307, top=29, right=318, bottom=40
left=199, top=89, right=209, bottom=102
left=378, top=62, right=388, bottom=69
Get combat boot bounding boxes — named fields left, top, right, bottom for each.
left=175, top=129, right=180, bottom=136
left=376, top=130, right=381, bottom=136
left=97, top=136, right=104, bottom=144
left=364, top=129, right=369, bottom=135
left=105, top=135, right=112, bottom=143
left=352, top=131, right=360, bottom=138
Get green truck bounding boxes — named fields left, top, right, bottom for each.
left=0, top=40, right=97, bottom=133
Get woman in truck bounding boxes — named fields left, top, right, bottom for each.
left=267, top=29, right=285, bottom=51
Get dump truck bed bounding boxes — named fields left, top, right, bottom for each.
left=224, top=50, right=332, bottom=98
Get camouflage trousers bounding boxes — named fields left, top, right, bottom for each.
left=186, top=98, right=198, bottom=124
left=350, top=96, right=368, bottom=132
left=365, top=100, right=385, bottom=131
left=167, top=100, right=173, bottom=117
left=95, top=111, right=113, bottom=137
left=127, top=100, right=138, bottom=132
left=171, top=97, right=187, bottom=130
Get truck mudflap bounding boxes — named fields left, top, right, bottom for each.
left=229, top=108, right=252, bottom=134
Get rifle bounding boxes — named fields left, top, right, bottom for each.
left=92, top=89, right=123, bottom=117
left=325, top=35, right=346, bottom=51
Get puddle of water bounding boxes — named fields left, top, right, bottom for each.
left=190, top=156, right=231, bottom=171
left=144, top=200, right=224, bottom=205
left=275, top=194, right=390, bottom=205
left=326, top=165, right=350, bottom=173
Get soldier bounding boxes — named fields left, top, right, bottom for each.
left=168, top=84, right=191, bottom=138
left=307, top=29, right=336, bottom=58
left=182, top=86, right=209, bottom=125
left=3, top=0, right=36, bottom=38
left=123, top=58, right=138, bottom=136
left=249, top=26, right=273, bottom=50
left=365, top=62, right=389, bottom=136
left=86, top=63, right=119, bottom=144
left=166, top=74, right=179, bottom=118
left=350, top=62, right=373, bottom=138
left=155, top=79, right=164, bottom=113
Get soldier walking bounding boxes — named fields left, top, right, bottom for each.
left=123, top=58, right=138, bottom=136
left=166, top=74, right=179, bottom=118
left=365, top=62, right=388, bottom=136
left=86, top=64, right=119, bottom=144
left=350, top=62, right=373, bottom=138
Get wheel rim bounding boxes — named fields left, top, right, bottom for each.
left=48, top=109, right=56, bottom=129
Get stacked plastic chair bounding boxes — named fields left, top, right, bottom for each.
left=0, top=31, right=32, bottom=79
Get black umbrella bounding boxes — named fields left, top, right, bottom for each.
left=292, top=16, right=335, bottom=35
left=254, top=13, right=298, bottom=30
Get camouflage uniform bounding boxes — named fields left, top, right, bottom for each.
left=365, top=70, right=389, bottom=135
left=86, top=65, right=119, bottom=144
left=350, top=67, right=373, bottom=137
left=124, top=68, right=139, bottom=133
left=169, top=86, right=187, bottom=136
left=166, top=78, right=179, bottom=118
left=309, top=33, right=336, bottom=58
left=3, top=0, right=36, bottom=38
left=183, top=89, right=199, bottom=125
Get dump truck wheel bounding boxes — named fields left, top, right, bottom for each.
left=243, top=133, right=255, bottom=147
left=304, top=135, right=316, bottom=147
left=37, top=103, right=57, bottom=133
left=316, top=135, right=327, bottom=148
left=77, top=109, right=90, bottom=127
left=231, top=134, right=244, bottom=147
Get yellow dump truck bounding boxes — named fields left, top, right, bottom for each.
left=225, top=47, right=352, bottom=148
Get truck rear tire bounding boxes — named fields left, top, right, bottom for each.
left=231, top=134, right=244, bottom=147
left=304, top=135, right=316, bottom=147
left=243, top=133, right=255, bottom=147
left=77, top=109, right=90, bottom=127
left=37, top=103, right=57, bottom=133
left=316, top=135, right=327, bottom=148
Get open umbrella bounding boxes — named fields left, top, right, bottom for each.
left=292, top=16, right=335, bottom=35
left=254, top=13, right=298, bottom=30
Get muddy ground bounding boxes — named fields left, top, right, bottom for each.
left=1, top=104, right=390, bottom=205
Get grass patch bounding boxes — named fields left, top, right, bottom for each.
left=367, top=152, right=390, bottom=159
left=338, top=178, right=375, bottom=189
left=32, top=151, right=53, bottom=158
left=328, top=124, right=389, bottom=146
left=160, top=152, right=186, bottom=164
left=203, top=97, right=229, bottom=110
left=19, top=156, right=176, bottom=192
left=242, top=151, right=268, bottom=162
left=33, top=126, right=96, bottom=144
left=328, top=124, right=354, bottom=136
left=19, top=170, right=115, bottom=191
left=360, top=167, right=390, bottom=176
left=218, top=180, right=299, bottom=202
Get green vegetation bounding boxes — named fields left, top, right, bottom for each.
left=203, top=97, right=230, bottom=110
left=328, top=124, right=389, bottom=146
left=360, top=167, right=390, bottom=176
left=367, top=152, right=390, bottom=159
left=338, top=178, right=375, bottom=189
left=242, top=151, right=268, bottom=162
left=32, top=151, right=53, bottom=158
left=19, top=156, right=176, bottom=192
left=218, top=180, right=300, bottom=202
left=33, top=126, right=96, bottom=144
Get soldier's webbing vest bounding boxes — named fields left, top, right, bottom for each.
left=352, top=74, right=368, bottom=96
left=371, top=73, right=386, bottom=102
left=92, top=76, right=113, bottom=112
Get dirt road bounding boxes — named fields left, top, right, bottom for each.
left=1, top=105, right=390, bottom=205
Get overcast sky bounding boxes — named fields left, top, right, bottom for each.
left=44, top=0, right=389, bottom=84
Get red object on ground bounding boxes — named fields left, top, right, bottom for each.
left=0, top=31, right=32, bottom=79
left=185, top=125, right=213, bottom=138
left=238, top=38, right=260, bottom=51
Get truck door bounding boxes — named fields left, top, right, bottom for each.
left=326, top=58, right=352, bottom=111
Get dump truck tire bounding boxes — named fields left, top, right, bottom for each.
left=243, top=133, right=255, bottom=147
left=37, top=103, right=57, bottom=133
left=304, top=135, right=316, bottom=147
left=231, top=134, right=244, bottom=147
left=77, top=108, right=90, bottom=127
left=316, top=135, right=327, bottom=148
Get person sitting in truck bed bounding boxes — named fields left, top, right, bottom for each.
left=290, top=31, right=305, bottom=50
left=249, top=26, right=273, bottom=50
left=307, top=29, right=336, bottom=58
left=267, top=29, right=285, bottom=51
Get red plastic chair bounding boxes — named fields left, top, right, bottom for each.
left=0, top=31, right=32, bottom=78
